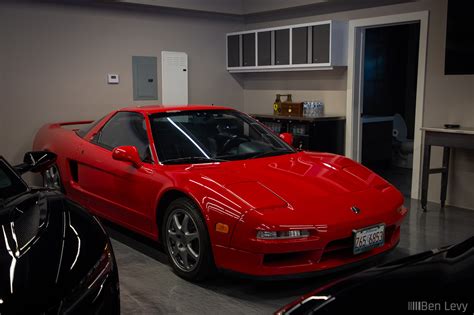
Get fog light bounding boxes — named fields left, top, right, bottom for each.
left=257, top=230, right=310, bottom=239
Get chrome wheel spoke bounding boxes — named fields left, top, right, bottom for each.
left=184, top=232, right=198, bottom=243
left=171, top=248, right=180, bottom=259
left=181, top=214, right=190, bottom=233
left=168, top=230, right=179, bottom=242
left=172, top=214, right=181, bottom=231
left=186, top=244, right=199, bottom=260
left=179, top=248, right=189, bottom=269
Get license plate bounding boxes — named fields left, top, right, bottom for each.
left=353, top=224, right=385, bottom=255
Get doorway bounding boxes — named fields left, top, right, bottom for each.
left=360, top=23, right=420, bottom=197
left=346, top=11, right=429, bottom=200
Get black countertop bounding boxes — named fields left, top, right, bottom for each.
left=250, top=113, right=346, bottom=122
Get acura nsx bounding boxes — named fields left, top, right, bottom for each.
left=33, top=105, right=407, bottom=281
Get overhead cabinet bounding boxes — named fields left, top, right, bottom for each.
left=226, top=20, right=347, bottom=72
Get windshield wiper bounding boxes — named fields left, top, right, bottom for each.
left=250, top=149, right=295, bottom=159
left=161, top=156, right=228, bottom=165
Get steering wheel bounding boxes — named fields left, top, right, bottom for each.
left=219, top=135, right=252, bottom=154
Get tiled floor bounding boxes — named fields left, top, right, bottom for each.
left=105, top=199, right=474, bottom=314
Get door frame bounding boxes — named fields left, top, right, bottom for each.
left=345, top=11, right=429, bottom=200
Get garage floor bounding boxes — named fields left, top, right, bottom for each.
left=105, top=199, right=474, bottom=314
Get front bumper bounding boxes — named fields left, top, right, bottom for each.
left=213, top=215, right=404, bottom=277
left=214, top=226, right=400, bottom=277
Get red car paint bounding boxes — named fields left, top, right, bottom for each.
left=33, top=105, right=407, bottom=277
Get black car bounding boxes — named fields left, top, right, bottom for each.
left=0, top=152, right=120, bottom=314
left=276, top=236, right=474, bottom=315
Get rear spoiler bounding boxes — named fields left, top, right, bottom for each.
left=47, top=120, right=95, bottom=129
left=57, top=120, right=94, bottom=126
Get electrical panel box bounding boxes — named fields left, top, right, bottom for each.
left=132, top=56, right=158, bottom=100
left=161, top=51, right=188, bottom=105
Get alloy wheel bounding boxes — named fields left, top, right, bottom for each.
left=166, top=209, right=201, bottom=272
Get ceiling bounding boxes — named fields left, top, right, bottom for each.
left=114, top=0, right=417, bottom=16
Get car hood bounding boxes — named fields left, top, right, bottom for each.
left=185, top=152, right=401, bottom=220
left=0, top=190, right=107, bottom=313
left=276, top=236, right=474, bottom=314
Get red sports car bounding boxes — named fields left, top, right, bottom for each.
left=33, top=105, right=407, bottom=281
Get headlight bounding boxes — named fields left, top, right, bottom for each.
left=257, top=229, right=310, bottom=239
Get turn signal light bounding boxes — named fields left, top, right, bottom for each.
left=216, top=223, right=229, bottom=234
left=397, top=206, right=408, bottom=216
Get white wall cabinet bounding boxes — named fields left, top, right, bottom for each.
left=226, top=20, right=347, bottom=72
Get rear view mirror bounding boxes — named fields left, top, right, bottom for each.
left=112, top=146, right=142, bottom=168
left=15, top=151, right=57, bottom=174
left=279, top=132, right=294, bottom=146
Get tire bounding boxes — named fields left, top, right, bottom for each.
left=162, top=197, right=216, bottom=281
left=42, top=163, right=64, bottom=192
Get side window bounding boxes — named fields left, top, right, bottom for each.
left=93, top=112, right=152, bottom=162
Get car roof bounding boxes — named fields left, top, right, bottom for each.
left=118, top=104, right=233, bottom=114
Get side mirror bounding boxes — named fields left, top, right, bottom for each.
left=15, top=151, right=57, bottom=174
left=112, top=146, right=142, bottom=168
left=279, top=132, right=294, bottom=146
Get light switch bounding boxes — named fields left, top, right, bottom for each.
left=107, top=74, right=119, bottom=84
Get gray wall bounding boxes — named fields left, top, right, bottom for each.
left=0, top=2, right=244, bottom=163
left=242, top=0, right=474, bottom=210
left=1, top=1, right=473, bottom=210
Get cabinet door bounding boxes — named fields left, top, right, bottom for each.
left=242, top=33, right=256, bottom=67
left=292, top=27, right=308, bottom=64
left=312, top=24, right=330, bottom=64
left=227, top=35, right=240, bottom=68
left=258, top=31, right=272, bottom=66
left=275, top=29, right=290, bottom=65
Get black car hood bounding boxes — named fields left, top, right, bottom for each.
left=0, top=189, right=108, bottom=313
left=280, top=237, right=474, bottom=314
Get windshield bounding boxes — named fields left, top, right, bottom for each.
left=149, top=110, right=295, bottom=164
left=0, top=159, right=28, bottom=201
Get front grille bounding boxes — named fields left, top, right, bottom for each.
left=320, top=225, right=396, bottom=262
